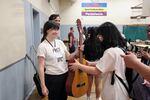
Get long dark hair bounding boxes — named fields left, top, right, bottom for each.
left=97, top=22, right=127, bottom=50
left=41, top=21, right=59, bottom=42
left=83, top=27, right=104, bottom=61
left=49, top=14, right=60, bottom=20
left=87, top=27, right=97, bottom=45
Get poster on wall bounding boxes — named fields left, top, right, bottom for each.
left=81, top=3, right=107, bottom=16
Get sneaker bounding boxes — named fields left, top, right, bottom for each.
left=87, top=96, right=90, bottom=100
left=96, top=97, right=102, bottom=100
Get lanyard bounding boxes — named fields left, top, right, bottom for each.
left=45, top=38, right=56, bottom=47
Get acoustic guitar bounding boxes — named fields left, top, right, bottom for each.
left=66, top=19, right=88, bottom=97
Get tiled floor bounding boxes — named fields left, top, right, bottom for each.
left=28, top=83, right=97, bottom=100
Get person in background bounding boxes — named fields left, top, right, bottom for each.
left=68, top=27, right=76, bottom=53
left=83, top=27, right=104, bottom=100
left=142, top=50, right=150, bottom=60
left=137, top=50, right=150, bottom=87
left=69, top=22, right=129, bottom=100
left=83, top=26, right=88, bottom=39
left=37, top=21, right=78, bottom=100
left=147, top=25, right=150, bottom=40
left=121, top=52, right=150, bottom=82
left=49, top=14, right=60, bottom=25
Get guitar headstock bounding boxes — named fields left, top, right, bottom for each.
left=76, top=19, right=82, bottom=34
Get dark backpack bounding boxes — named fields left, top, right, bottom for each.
left=111, top=47, right=139, bottom=100
left=26, top=54, right=44, bottom=97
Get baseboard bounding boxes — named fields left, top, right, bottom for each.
left=24, top=85, right=36, bottom=100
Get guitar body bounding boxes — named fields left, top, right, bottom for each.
left=66, top=58, right=88, bottom=97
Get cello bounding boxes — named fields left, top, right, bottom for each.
left=66, top=19, right=88, bottom=97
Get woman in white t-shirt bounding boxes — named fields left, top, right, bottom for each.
left=37, top=21, right=78, bottom=100
left=69, top=22, right=130, bottom=100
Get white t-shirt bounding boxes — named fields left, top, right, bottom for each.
left=96, top=47, right=129, bottom=100
left=37, top=39, right=68, bottom=75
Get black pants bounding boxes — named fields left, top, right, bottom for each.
left=45, top=72, right=68, bottom=100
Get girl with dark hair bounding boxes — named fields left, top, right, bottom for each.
left=97, top=22, right=126, bottom=50
left=69, top=22, right=129, bottom=100
left=48, top=14, right=61, bottom=39
left=83, top=27, right=103, bottom=100
left=41, top=21, right=59, bottom=42
left=37, top=21, right=78, bottom=100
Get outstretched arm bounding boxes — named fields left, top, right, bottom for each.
left=65, top=48, right=78, bottom=60
left=69, top=59, right=101, bottom=75
left=121, top=52, right=150, bottom=82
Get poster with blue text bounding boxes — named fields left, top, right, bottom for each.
left=81, top=3, right=107, bottom=16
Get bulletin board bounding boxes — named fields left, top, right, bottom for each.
left=123, top=25, right=148, bottom=41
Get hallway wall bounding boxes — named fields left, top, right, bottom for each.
left=0, top=59, right=26, bottom=100
left=0, top=0, right=60, bottom=100
left=27, top=0, right=60, bottom=15
left=0, top=0, right=26, bottom=70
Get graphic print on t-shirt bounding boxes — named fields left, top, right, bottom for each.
left=53, top=47, right=64, bottom=63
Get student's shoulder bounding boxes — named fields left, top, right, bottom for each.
left=56, top=39, right=64, bottom=44
left=106, top=47, right=124, bottom=57
left=38, top=41, right=47, bottom=48
left=105, top=47, right=120, bottom=55
left=68, top=32, right=71, bottom=35
left=105, top=47, right=116, bottom=52
left=103, top=48, right=119, bottom=59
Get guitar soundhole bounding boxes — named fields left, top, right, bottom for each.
left=79, top=69, right=84, bottom=73
left=76, top=83, right=85, bottom=87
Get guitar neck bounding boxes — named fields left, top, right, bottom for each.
left=76, top=18, right=84, bottom=64
left=79, top=30, right=83, bottom=63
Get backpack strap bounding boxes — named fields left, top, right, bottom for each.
left=119, top=47, right=139, bottom=84
left=131, top=72, right=139, bottom=83
left=111, top=71, right=129, bottom=93
left=115, top=73, right=129, bottom=93
left=111, top=71, right=115, bottom=85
